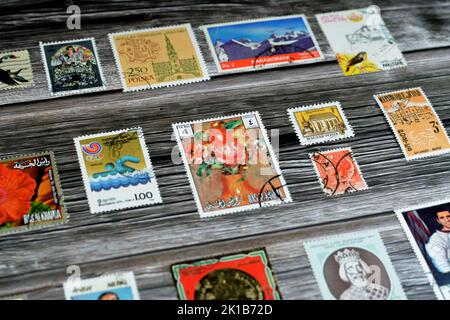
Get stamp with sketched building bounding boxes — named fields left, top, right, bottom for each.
left=374, top=87, right=450, bottom=160
left=201, top=15, right=323, bottom=73
left=171, top=249, right=281, bottom=300
left=0, top=152, right=67, bottom=235
left=288, top=101, right=354, bottom=145
left=40, top=38, right=106, bottom=95
left=173, top=112, right=292, bottom=218
left=74, top=127, right=162, bottom=213
left=304, top=230, right=407, bottom=300
left=109, top=24, right=210, bottom=91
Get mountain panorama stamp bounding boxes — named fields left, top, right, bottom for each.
left=309, top=147, right=368, bottom=196
left=288, top=101, right=354, bottom=145
left=109, top=24, right=210, bottom=91
left=74, top=128, right=162, bottom=213
left=316, top=6, right=406, bottom=76
left=374, top=87, right=450, bottom=160
left=0, top=152, right=67, bottom=234
left=0, top=50, right=34, bottom=91
left=40, top=38, right=106, bottom=95
left=201, top=15, right=323, bottom=73
left=396, top=200, right=450, bottom=300
left=304, top=230, right=407, bottom=300
left=173, top=112, right=292, bottom=218
left=64, top=271, right=140, bottom=300
left=171, top=249, right=281, bottom=300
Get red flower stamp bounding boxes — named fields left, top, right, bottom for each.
left=0, top=152, right=67, bottom=234
left=171, top=249, right=281, bottom=300
left=310, top=148, right=368, bottom=196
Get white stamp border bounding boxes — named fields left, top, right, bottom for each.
left=287, top=101, right=354, bottom=146
left=73, top=127, right=162, bottom=214
left=39, top=37, right=107, bottom=96
left=395, top=199, right=450, bottom=300
left=172, top=111, right=292, bottom=218
left=108, top=23, right=210, bottom=92
left=303, top=229, right=407, bottom=300
left=0, top=151, right=68, bottom=235
left=63, top=271, right=140, bottom=300
left=315, top=6, right=407, bottom=73
left=200, top=14, right=325, bottom=74
left=308, top=147, right=368, bottom=197
left=0, top=49, right=35, bottom=91
left=374, top=87, right=450, bottom=161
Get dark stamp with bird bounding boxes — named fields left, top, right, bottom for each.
left=171, top=248, right=281, bottom=300
left=40, top=38, right=106, bottom=95
left=310, top=147, right=368, bottom=196
left=0, top=50, right=34, bottom=91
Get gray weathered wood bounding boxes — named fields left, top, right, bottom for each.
left=0, top=0, right=449, bottom=300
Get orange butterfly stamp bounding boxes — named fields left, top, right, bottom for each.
left=374, top=87, right=450, bottom=160
left=310, top=147, right=368, bottom=196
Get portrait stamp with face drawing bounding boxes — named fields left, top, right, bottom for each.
left=109, top=24, right=210, bottom=91
left=171, top=249, right=281, bottom=300
left=64, top=271, right=140, bottom=300
left=304, top=230, right=407, bottom=300
left=396, top=200, right=450, bottom=300
left=74, top=127, right=162, bottom=213
left=288, top=101, right=354, bottom=145
left=173, top=112, right=292, bottom=218
left=374, top=87, right=450, bottom=160
left=0, top=50, right=34, bottom=91
left=309, top=147, right=367, bottom=196
left=316, top=6, right=406, bottom=76
left=40, top=38, right=106, bottom=95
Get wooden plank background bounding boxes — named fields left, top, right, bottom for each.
left=1, top=0, right=449, bottom=300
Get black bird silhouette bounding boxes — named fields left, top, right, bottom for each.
left=0, top=54, right=29, bottom=86
left=345, top=51, right=367, bottom=72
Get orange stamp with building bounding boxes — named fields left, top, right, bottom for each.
left=374, top=87, right=450, bottom=160
left=109, top=24, right=209, bottom=91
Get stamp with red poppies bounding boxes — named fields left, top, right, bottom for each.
left=173, top=112, right=292, bottom=218
left=309, top=147, right=368, bottom=196
left=0, top=152, right=67, bottom=234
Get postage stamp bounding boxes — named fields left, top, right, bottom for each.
left=0, top=152, right=67, bottom=235
left=64, top=271, right=140, bottom=300
left=0, top=50, right=34, bottom=91
left=288, top=101, right=354, bottom=145
left=309, top=147, right=368, bottom=196
left=109, top=24, right=210, bottom=91
left=303, top=230, right=407, bottom=300
left=316, top=6, right=406, bottom=76
left=173, top=112, right=292, bottom=218
left=40, top=37, right=106, bottom=95
left=396, top=200, right=450, bottom=300
left=201, top=15, right=324, bottom=73
left=171, top=249, right=281, bottom=300
left=374, top=87, right=450, bottom=160
left=74, top=127, right=162, bottom=213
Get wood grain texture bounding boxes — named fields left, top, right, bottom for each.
left=0, top=0, right=449, bottom=300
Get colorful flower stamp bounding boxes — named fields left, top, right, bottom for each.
left=316, top=6, right=406, bottom=76
left=304, top=230, right=407, bottom=300
left=171, top=249, right=281, bottom=300
left=0, top=152, right=67, bottom=234
left=288, top=101, right=354, bottom=145
left=173, top=112, right=292, bottom=218
left=374, top=87, right=450, bottom=160
left=74, top=127, right=162, bottom=213
left=64, top=271, right=140, bottom=300
left=0, top=50, right=34, bottom=91
left=201, top=15, right=323, bottom=73
left=109, top=24, right=209, bottom=91
left=396, top=200, right=450, bottom=300
left=309, top=147, right=368, bottom=196
left=40, top=38, right=106, bottom=95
